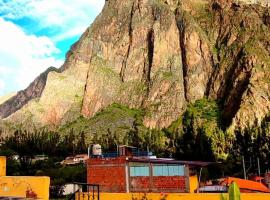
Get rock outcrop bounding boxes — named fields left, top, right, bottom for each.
left=1, top=0, right=270, bottom=132
left=0, top=67, right=60, bottom=119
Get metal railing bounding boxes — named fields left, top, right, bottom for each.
left=102, top=150, right=152, bottom=158
left=69, top=183, right=100, bottom=200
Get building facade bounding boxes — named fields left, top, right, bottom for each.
left=87, top=155, right=204, bottom=193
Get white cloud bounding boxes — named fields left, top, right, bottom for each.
left=0, top=79, right=5, bottom=91
left=0, top=18, right=63, bottom=95
left=0, top=0, right=105, bottom=41
left=0, top=0, right=105, bottom=96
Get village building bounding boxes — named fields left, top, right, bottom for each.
left=61, top=154, right=89, bottom=165
left=74, top=154, right=89, bottom=163
left=86, top=145, right=210, bottom=193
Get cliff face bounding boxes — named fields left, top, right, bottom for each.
left=0, top=67, right=60, bottom=119
left=207, top=1, right=270, bottom=129
left=1, top=0, right=270, bottom=132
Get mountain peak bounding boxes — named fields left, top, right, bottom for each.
left=1, top=0, right=270, bottom=133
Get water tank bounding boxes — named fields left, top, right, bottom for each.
left=92, top=144, right=102, bottom=156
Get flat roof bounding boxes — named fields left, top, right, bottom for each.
left=129, top=157, right=215, bottom=167
left=118, top=145, right=137, bottom=148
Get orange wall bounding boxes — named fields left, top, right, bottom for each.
left=0, top=156, right=50, bottom=199
left=0, top=176, right=50, bottom=200
left=0, top=156, right=6, bottom=176
left=189, top=175, right=199, bottom=193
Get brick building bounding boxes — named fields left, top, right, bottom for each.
left=87, top=146, right=211, bottom=193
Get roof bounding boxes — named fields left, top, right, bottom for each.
left=250, top=176, right=264, bottom=182
left=35, top=154, right=48, bottom=157
left=74, top=154, right=88, bottom=158
left=65, top=156, right=74, bottom=160
left=222, top=177, right=270, bottom=193
left=128, top=157, right=215, bottom=167
left=198, top=185, right=227, bottom=192
left=118, top=145, right=137, bottom=148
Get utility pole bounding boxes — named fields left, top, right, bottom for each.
left=242, top=156, right=247, bottom=180
left=257, top=157, right=261, bottom=181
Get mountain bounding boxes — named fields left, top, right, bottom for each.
left=0, top=93, right=16, bottom=105
left=0, top=67, right=61, bottom=120
left=1, top=0, right=270, bottom=136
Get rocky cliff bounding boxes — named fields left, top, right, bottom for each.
left=0, top=67, right=61, bottom=119
left=1, top=0, right=270, bottom=133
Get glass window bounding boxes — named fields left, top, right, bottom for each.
left=153, top=165, right=184, bottom=176
left=153, top=165, right=164, bottom=176
left=130, top=166, right=149, bottom=177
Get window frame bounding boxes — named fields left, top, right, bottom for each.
left=130, top=165, right=150, bottom=177
left=153, top=164, right=184, bottom=177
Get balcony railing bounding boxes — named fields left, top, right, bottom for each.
left=102, top=150, right=152, bottom=158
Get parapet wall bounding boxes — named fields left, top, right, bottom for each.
left=0, top=176, right=50, bottom=200
left=0, top=156, right=50, bottom=200
left=76, top=193, right=270, bottom=200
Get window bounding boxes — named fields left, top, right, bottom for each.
left=153, top=165, right=184, bottom=176
left=130, top=166, right=149, bottom=177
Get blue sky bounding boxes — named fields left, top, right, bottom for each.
left=0, top=0, right=105, bottom=96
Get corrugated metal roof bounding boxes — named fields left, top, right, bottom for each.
left=128, top=157, right=215, bottom=166
left=222, top=177, right=270, bottom=193
left=198, top=185, right=227, bottom=192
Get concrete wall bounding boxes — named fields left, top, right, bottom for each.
left=0, top=157, right=6, bottom=177
left=0, top=156, right=50, bottom=199
left=76, top=193, right=270, bottom=200
left=189, top=175, right=199, bottom=193
left=0, top=176, right=50, bottom=200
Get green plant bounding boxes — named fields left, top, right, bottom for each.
left=220, top=182, right=241, bottom=200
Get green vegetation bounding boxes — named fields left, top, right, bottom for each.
left=2, top=98, right=270, bottom=189
left=172, top=98, right=229, bottom=161
left=93, top=56, right=119, bottom=78
left=1, top=130, right=87, bottom=161
left=185, top=98, right=221, bottom=123
left=59, top=103, right=145, bottom=146
left=0, top=130, right=87, bottom=198
left=221, top=182, right=241, bottom=200
left=1, top=1, right=270, bottom=198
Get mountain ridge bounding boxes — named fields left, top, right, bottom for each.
left=1, top=0, right=270, bottom=134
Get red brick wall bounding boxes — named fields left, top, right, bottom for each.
left=87, top=158, right=187, bottom=193
left=130, top=176, right=186, bottom=192
left=152, top=176, right=186, bottom=192
left=130, top=177, right=150, bottom=192
left=87, top=157, right=127, bottom=193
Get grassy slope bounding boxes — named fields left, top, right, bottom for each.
left=0, top=93, right=16, bottom=105
left=58, top=103, right=145, bottom=142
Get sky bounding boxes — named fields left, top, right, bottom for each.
left=0, top=0, right=105, bottom=96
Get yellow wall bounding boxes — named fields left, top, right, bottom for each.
left=0, top=176, right=50, bottom=200
left=0, top=156, right=6, bottom=176
left=76, top=193, right=270, bottom=200
left=189, top=175, right=199, bottom=193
